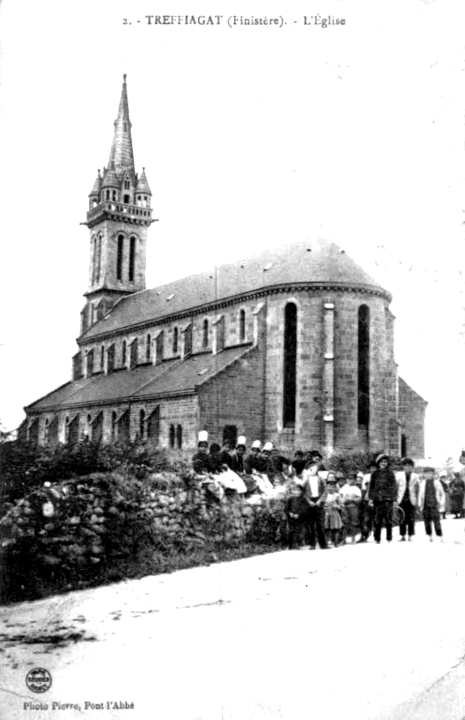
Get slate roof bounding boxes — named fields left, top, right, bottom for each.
left=26, top=345, right=254, bottom=412
left=81, top=238, right=390, bottom=341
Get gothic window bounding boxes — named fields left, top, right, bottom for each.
left=239, top=309, right=246, bottom=341
left=176, top=425, right=183, bottom=449
left=155, top=332, right=164, bottom=364
left=96, top=235, right=102, bottom=284
left=283, top=302, right=297, bottom=427
left=183, top=324, right=193, bottom=357
left=130, top=338, right=139, bottom=369
left=100, top=345, right=105, bottom=369
left=107, top=344, right=115, bottom=373
left=117, top=235, right=124, bottom=281
left=124, top=194, right=130, bottom=204
left=202, top=319, right=209, bottom=349
left=129, top=237, right=136, bottom=281
left=112, top=190, right=116, bottom=201
left=139, top=409, right=146, bottom=440
left=125, top=180, right=130, bottom=190
left=92, top=236, right=97, bottom=285
left=169, top=424, right=176, bottom=448
left=173, top=327, right=178, bottom=354
left=86, top=349, right=94, bottom=377
left=122, top=340, right=127, bottom=366
left=106, top=190, right=110, bottom=200
left=146, top=334, right=151, bottom=361
left=358, top=305, right=370, bottom=426
left=44, top=418, right=50, bottom=445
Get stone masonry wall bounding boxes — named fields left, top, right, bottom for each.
left=398, top=377, right=427, bottom=459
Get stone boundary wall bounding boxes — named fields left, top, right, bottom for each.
left=0, top=473, right=289, bottom=598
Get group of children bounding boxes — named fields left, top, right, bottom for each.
left=191, top=432, right=459, bottom=545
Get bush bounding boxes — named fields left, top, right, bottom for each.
left=0, top=439, right=192, bottom=509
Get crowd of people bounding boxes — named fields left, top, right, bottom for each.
left=191, top=432, right=465, bottom=548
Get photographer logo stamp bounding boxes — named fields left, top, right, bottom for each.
left=26, top=668, right=52, bottom=693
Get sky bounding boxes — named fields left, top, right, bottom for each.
left=1, top=0, right=464, bottom=461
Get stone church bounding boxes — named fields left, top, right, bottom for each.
left=24, top=77, right=427, bottom=458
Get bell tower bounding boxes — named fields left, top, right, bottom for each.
left=81, top=75, right=154, bottom=334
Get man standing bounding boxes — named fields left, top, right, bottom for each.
left=418, top=468, right=445, bottom=542
left=367, top=454, right=398, bottom=544
left=302, top=461, right=328, bottom=549
left=396, top=458, right=420, bottom=541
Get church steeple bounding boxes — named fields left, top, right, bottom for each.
left=107, top=74, right=135, bottom=175
left=81, top=75, right=154, bottom=336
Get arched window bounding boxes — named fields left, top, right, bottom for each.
left=139, top=409, right=145, bottom=440
left=122, top=340, right=127, bottom=366
left=176, top=425, right=183, bottom=449
left=96, top=235, right=102, bottom=284
left=283, top=302, right=297, bottom=427
left=100, top=345, right=105, bottom=369
left=92, top=236, right=97, bottom=284
left=146, top=334, right=151, bottom=361
left=124, top=179, right=130, bottom=190
left=117, top=235, right=124, bottom=281
left=173, top=327, right=178, bottom=354
left=202, top=319, right=209, bottom=349
left=169, top=424, right=176, bottom=448
left=130, top=338, right=139, bottom=370
left=124, top=194, right=130, bottom=204
left=129, top=237, right=136, bottom=282
left=239, top=309, right=246, bottom=341
left=358, top=305, right=370, bottom=426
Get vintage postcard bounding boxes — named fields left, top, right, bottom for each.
left=1, top=0, right=464, bottom=718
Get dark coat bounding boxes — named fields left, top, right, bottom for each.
left=367, top=468, right=397, bottom=503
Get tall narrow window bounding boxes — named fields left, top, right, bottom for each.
left=183, top=324, right=193, bottom=357
left=283, top=303, right=297, bottom=427
left=139, top=409, right=145, bottom=440
left=202, top=319, right=209, bottom=349
left=239, top=309, right=246, bottom=341
left=146, top=333, right=151, bottom=361
left=107, top=344, right=115, bottom=373
left=176, top=425, right=183, bottom=449
left=155, top=332, right=164, bottom=364
left=122, top=340, right=127, bottom=366
left=130, top=338, right=139, bottom=369
left=86, top=349, right=94, bottom=377
left=173, top=327, right=178, bottom=354
left=169, top=424, right=176, bottom=448
left=96, top=235, right=102, bottom=284
left=92, top=236, right=97, bottom=284
left=129, top=237, right=136, bottom=282
left=117, top=235, right=124, bottom=281
left=358, top=305, right=370, bottom=426
left=100, top=345, right=105, bottom=369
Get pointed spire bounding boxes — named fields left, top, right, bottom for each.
left=137, top=167, right=152, bottom=195
left=89, top=169, right=102, bottom=197
left=107, top=74, right=135, bottom=175
left=101, top=161, right=120, bottom=188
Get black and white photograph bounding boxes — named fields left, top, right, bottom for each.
left=1, top=0, right=465, bottom=718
